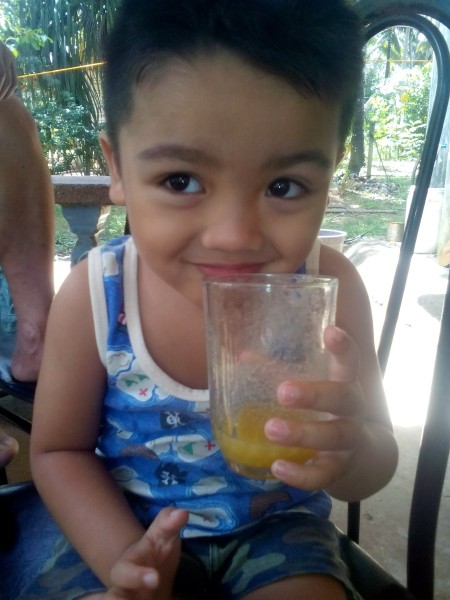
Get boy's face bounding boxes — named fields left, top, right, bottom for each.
left=101, top=51, right=344, bottom=307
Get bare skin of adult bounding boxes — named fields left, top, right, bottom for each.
left=0, top=88, right=55, bottom=382
left=0, top=43, right=53, bottom=470
left=0, top=42, right=17, bottom=100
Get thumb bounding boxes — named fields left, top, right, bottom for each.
left=324, top=325, right=359, bottom=383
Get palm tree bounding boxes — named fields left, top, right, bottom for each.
left=2, top=0, right=121, bottom=174
left=347, top=26, right=432, bottom=176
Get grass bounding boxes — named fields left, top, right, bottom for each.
left=54, top=160, right=415, bottom=257
left=323, top=159, right=414, bottom=242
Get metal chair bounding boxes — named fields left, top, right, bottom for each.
left=340, top=2, right=450, bottom=598
left=0, top=316, right=34, bottom=484
left=0, top=332, right=34, bottom=433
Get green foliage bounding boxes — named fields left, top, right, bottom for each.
left=0, top=1, right=49, bottom=51
left=1, top=0, right=120, bottom=175
left=365, top=64, right=431, bottom=160
left=31, top=91, right=106, bottom=174
left=99, top=207, right=127, bottom=243
left=54, top=205, right=76, bottom=256
left=361, top=27, right=432, bottom=163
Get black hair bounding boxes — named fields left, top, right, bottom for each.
left=103, top=0, right=364, bottom=152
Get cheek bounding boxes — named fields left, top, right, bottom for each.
left=275, top=212, right=323, bottom=246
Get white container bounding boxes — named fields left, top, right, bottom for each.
left=405, top=186, right=444, bottom=254
left=318, top=228, right=347, bottom=253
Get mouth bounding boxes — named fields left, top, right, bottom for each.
left=196, top=263, right=264, bottom=277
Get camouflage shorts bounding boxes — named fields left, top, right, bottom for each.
left=0, top=486, right=360, bottom=600
left=179, top=511, right=361, bottom=599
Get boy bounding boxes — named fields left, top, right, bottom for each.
left=19, top=1, right=399, bottom=599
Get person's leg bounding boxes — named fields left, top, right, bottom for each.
left=241, top=573, right=347, bottom=600
left=216, top=512, right=361, bottom=600
left=0, top=427, right=18, bottom=468
left=0, top=95, right=54, bottom=381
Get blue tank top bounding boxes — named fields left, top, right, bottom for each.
left=89, top=236, right=330, bottom=537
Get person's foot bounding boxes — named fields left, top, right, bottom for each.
left=0, top=428, right=19, bottom=468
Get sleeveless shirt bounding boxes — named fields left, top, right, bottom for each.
left=89, top=236, right=330, bottom=537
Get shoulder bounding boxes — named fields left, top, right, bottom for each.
left=44, top=256, right=105, bottom=375
left=319, top=244, right=367, bottom=294
left=319, top=244, right=374, bottom=340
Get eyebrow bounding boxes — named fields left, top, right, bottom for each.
left=136, top=144, right=332, bottom=171
left=136, top=144, right=219, bottom=167
left=265, top=151, right=332, bottom=171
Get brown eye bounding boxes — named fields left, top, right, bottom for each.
left=267, top=178, right=304, bottom=199
left=164, top=173, right=202, bottom=193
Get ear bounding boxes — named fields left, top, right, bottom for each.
left=99, top=131, right=126, bottom=206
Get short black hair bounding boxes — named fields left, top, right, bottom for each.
left=103, top=0, right=364, bottom=152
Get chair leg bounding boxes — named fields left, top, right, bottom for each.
left=0, top=467, right=8, bottom=485
left=0, top=404, right=32, bottom=434
left=347, top=501, right=361, bottom=543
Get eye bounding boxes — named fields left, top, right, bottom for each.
left=163, top=173, right=203, bottom=193
left=267, top=178, right=305, bottom=199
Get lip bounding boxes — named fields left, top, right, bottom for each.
left=196, top=263, right=264, bottom=277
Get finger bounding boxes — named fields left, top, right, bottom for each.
left=142, top=507, right=189, bottom=547
left=265, top=413, right=362, bottom=451
left=277, top=379, right=362, bottom=417
left=111, top=508, right=187, bottom=589
left=110, top=561, right=159, bottom=591
left=323, top=325, right=359, bottom=383
left=271, top=451, right=350, bottom=490
left=0, top=431, right=19, bottom=468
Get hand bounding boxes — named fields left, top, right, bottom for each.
left=0, top=42, right=17, bottom=100
left=104, top=507, right=189, bottom=599
left=0, top=428, right=19, bottom=468
left=264, top=325, right=366, bottom=491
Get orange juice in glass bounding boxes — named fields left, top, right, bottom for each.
left=204, top=274, right=338, bottom=479
left=213, top=404, right=319, bottom=478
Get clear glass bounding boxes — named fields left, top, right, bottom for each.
left=204, top=274, right=338, bottom=479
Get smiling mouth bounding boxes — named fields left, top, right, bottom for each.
left=196, top=263, right=264, bottom=277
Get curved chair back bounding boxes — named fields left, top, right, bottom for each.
left=345, top=2, right=450, bottom=598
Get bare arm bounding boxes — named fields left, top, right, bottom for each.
left=30, top=260, right=146, bottom=586
left=0, top=42, right=17, bottom=100
left=323, top=247, right=398, bottom=501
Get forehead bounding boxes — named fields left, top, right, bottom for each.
left=118, top=51, right=342, bottom=158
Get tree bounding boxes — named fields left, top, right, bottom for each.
left=347, top=89, right=365, bottom=175
left=346, top=26, right=432, bottom=175
left=1, top=0, right=121, bottom=174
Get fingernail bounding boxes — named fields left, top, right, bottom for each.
left=266, top=418, right=289, bottom=439
left=0, top=436, right=18, bottom=451
left=271, top=459, right=290, bottom=477
left=332, top=327, right=346, bottom=343
left=278, top=383, right=302, bottom=406
left=143, top=571, right=158, bottom=587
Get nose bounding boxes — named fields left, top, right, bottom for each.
left=201, top=201, right=264, bottom=252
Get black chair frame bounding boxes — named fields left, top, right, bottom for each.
left=341, top=2, right=450, bottom=599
